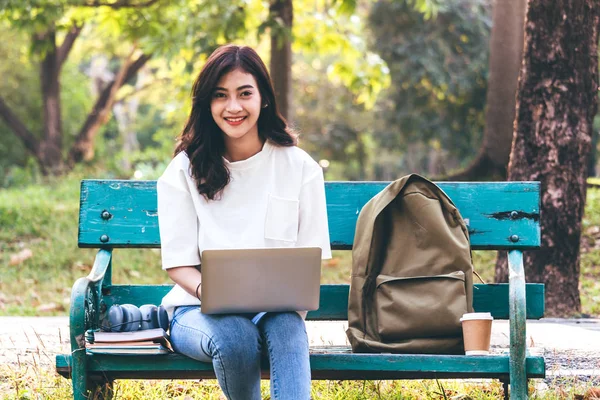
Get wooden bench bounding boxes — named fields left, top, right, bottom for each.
left=56, top=180, right=545, bottom=400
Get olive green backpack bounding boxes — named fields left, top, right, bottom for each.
left=346, top=174, right=474, bottom=354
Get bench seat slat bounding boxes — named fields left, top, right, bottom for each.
left=103, top=283, right=545, bottom=320
left=55, top=353, right=544, bottom=380
left=79, top=180, right=540, bottom=249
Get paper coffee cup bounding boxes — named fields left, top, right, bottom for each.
left=460, top=312, right=493, bottom=356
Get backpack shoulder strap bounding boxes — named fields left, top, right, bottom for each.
left=353, top=174, right=432, bottom=277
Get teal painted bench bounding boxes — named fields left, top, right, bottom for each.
left=56, top=180, right=545, bottom=399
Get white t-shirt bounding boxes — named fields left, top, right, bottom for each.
left=157, top=140, right=332, bottom=318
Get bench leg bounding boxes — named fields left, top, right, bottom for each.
left=71, top=348, right=90, bottom=400
left=71, top=350, right=114, bottom=400
left=501, top=379, right=509, bottom=400
left=508, top=250, right=527, bottom=399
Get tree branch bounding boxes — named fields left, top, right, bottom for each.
left=434, top=150, right=506, bottom=182
left=69, top=52, right=152, bottom=163
left=57, top=24, right=84, bottom=71
left=116, top=77, right=169, bottom=103
left=78, top=0, right=159, bottom=9
left=125, top=53, right=152, bottom=82
left=0, top=96, right=39, bottom=156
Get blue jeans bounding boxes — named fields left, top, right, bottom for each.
left=170, top=306, right=311, bottom=400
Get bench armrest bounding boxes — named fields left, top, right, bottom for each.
left=508, top=249, right=527, bottom=398
left=69, top=249, right=112, bottom=352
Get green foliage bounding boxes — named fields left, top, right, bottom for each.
left=0, top=0, right=249, bottom=53
left=293, top=51, right=383, bottom=180
left=294, top=1, right=390, bottom=110
left=408, top=0, right=442, bottom=19
left=0, top=159, right=43, bottom=188
left=581, top=187, right=600, bottom=316
left=0, top=0, right=397, bottom=180
left=89, top=0, right=248, bottom=55
left=369, top=0, right=491, bottom=175
left=0, top=18, right=92, bottom=179
left=0, top=0, right=252, bottom=177
left=0, top=1, right=69, bottom=34
left=0, top=21, right=41, bottom=172
left=105, top=0, right=395, bottom=179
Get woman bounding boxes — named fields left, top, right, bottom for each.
left=157, top=44, right=332, bottom=400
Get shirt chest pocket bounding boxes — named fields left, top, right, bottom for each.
left=264, top=194, right=299, bottom=242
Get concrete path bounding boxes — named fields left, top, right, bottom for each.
left=1, top=317, right=599, bottom=381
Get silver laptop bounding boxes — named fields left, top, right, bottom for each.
left=199, top=247, right=322, bottom=314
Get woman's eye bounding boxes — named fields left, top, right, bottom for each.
left=241, top=91, right=252, bottom=97
left=213, top=92, right=225, bottom=98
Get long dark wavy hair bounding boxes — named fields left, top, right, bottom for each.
left=175, top=44, right=297, bottom=200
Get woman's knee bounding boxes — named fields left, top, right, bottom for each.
left=261, top=312, right=308, bottom=348
left=262, top=312, right=305, bottom=332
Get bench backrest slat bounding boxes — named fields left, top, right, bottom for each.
left=104, top=283, right=545, bottom=320
left=79, top=180, right=540, bottom=250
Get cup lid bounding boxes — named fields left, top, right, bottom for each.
left=465, top=350, right=491, bottom=356
left=460, top=312, right=493, bottom=321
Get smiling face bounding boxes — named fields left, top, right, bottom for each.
left=210, top=68, right=263, bottom=148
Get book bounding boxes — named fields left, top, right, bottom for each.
left=86, top=328, right=174, bottom=354
left=86, top=340, right=159, bottom=347
left=91, top=328, right=168, bottom=344
left=86, top=344, right=171, bottom=355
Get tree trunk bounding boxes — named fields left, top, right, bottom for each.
left=481, top=0, right=527, bottom=173
left=36, top=28, right=64, bottom=174
left=443, top=0, right=526, bottom=181
left=269, top=0, right=293, bottom=121
left=495, top=0, right=599, bottom=316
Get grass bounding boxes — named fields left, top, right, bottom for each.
left=1, top=175, right=599, bottom=399
left=581, top=187, right=600, bottom=316
left=3, top=363, right=512, bottom=399
left=588, top=177, right=600, bottom=187
left=0, top=173, right=172, bottom=315
left=2, top=362, right=599, bottom=399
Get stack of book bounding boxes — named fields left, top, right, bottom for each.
left=85, top=328, right=173, bottom=355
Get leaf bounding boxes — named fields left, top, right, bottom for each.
left=325, top=258, right=340, bottom=268
left=337, top=0, right=357, bottom=16
left=128, top=269, right=141, bottom=278
left=37, top=302, right=65, bottom=312
left=73, top=261, right=90, bottom=271
left=585, top=388, right=600, bottom=399
left=9, top=248, right=33, bottom=265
